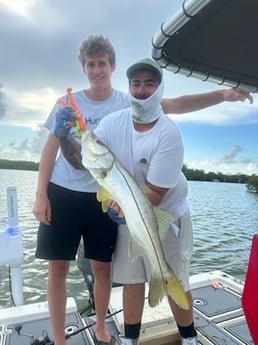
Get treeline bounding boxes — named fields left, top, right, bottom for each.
left=182, top=165, right=257, bottom=192
left=0, top=159, right=257, bottom=192
left=182, top=165, right=249, bottom=184
left=246, top=175, right=258, bottom=193
left=0, top=159, right=39, bottom=171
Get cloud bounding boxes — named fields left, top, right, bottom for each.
left=0, top=84, right=6, bottom=119
left=171, top=94, right=258, bottom=126
left=1, top=86, right=59, bottom=129
left=219, top=145, right=242, bottom=164
left=30, top=126, right=48, bottom=156
left=0, top=125, right=47, bottom=161
left=0, top=0, right=177, bottom=92
left=218, top=145, right=258, bottom=173
left=0, top=0, right=257, bottom=175
left=186, top=144, right=258, bottom=175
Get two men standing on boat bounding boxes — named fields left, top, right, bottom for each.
left=33, top=34, right=253, bottom=345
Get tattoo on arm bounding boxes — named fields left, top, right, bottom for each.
left=59, top=136, right=86, bottom=170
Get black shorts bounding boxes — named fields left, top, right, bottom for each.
left=35, top=183, right=117, bottom=262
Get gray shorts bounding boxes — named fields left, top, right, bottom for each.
left=112, top=210, right=193, bottom=291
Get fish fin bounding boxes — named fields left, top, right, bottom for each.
left=148, top=278, right=166, bottom=307
left=96, top=187, right=112, bottom=212
left=148, top=275, right=189, bottom=309
left=128, top=237, right=145, bottom=261
left=165, top=275, right=189, bottom=310
left=153, top=206, right=175, bottom=239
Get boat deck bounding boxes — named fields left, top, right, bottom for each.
left=109, top=271, right=252, bottom=345
left=0, top=271, right=252, bottom=345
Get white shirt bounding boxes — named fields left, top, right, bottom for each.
left=95, top=108, right=189, bottom=218
left=44, top=89, right=130, bottom=192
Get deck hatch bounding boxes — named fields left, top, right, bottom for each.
left=5, top=313, right=88, bottom=345
left=192, top=285, right=241, bottom=317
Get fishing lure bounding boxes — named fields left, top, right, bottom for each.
left=56, top=87, right=87, bottom=137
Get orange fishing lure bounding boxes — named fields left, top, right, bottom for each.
left=56, top=87, right=87, bottom=136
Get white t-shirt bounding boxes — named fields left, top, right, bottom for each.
left=44, top=89, right=130, bottom=192
left=94, top=109, right=189, bottom=218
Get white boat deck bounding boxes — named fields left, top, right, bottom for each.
left=0, top=271, right=252, bottom=345
left=109, top=271, right=251, bottom=345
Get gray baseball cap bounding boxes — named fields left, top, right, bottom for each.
left=126, top=57, right=163, bottom=82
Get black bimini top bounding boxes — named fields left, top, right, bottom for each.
left=152, top=0, right=258, bottom=92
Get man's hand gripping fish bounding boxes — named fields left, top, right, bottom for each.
left=66, top=89, right=189, bottom=309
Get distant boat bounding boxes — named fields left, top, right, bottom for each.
left=246, top=185, right=257, bottom=193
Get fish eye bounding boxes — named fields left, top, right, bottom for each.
left=100, top=171, right=107, bottom=178
left=96, top=139, right=105, bottom=147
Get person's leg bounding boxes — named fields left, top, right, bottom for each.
left=168, top=291, right=196, bottom=327
left=168, top=293, right=197, bottom=345
left=123, top=283, right=145, bottom=324
left=36, top=184, right=84, bottom=345
left=121, top=283, right=145, bottom=345
left=112, top=225, right=148, bottom=345
left=48, top=260, right=70, bottom=345
left=90, top=259, right=112, bottom=343
left=162, top=211, right=197, bottom=344
left=82, top=193, right=118, bottom=344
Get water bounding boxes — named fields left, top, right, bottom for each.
left=0, top=169, right=87, bottom=311
left=0, top=169, right=258, bottom=311
left=188, top=181, right=258, bottom=278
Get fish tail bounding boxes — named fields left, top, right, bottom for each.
left=148, top=276, right=189, bottom=309
left=148, top=278, right=166, bottom=307
left=165, top=276, right=189, bottom=310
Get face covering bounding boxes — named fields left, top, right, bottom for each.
left=130, top=80, right=164, bottom=124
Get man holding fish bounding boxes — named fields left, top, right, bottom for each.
left=34, top=33, right=253, bottom=345
left=58, top=57, right=253, bottom=345
left=79, top=57, right=197, bottom=345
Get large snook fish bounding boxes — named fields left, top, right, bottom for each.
left=80, top=129, right=189, bottom=309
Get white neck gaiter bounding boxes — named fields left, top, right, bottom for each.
left=130, top=81, right=164, bottom=124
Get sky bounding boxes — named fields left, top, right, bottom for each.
left=0, top=0, right=257, bottom=175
